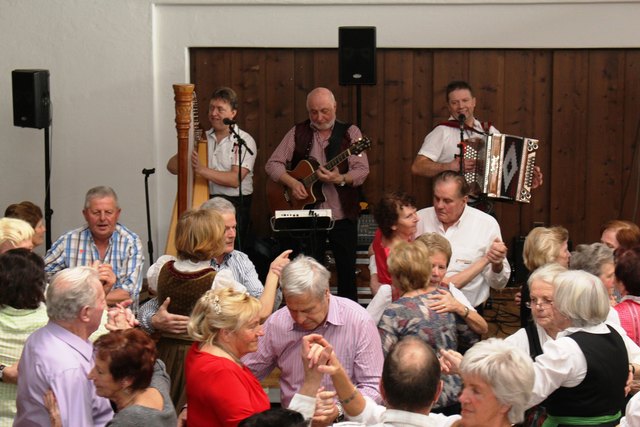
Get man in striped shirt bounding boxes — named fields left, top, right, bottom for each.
left=45, top=186, right=144, bottom=306
left=243, top=255, right=384, bottom=414
left=138, top=197, right=277, bottom=333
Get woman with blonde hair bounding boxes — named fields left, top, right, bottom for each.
left=414, top=233, right=488, bottom=336
left=186, top=287, right=268, bottom=426
left=519, top=226, right=570, bottom=326
left=0, top=218, right=34, bottom=254
left=4, top=201, right=46, bottom=249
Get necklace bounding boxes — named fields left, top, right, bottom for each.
left=211, top=341, right=243, bottom=366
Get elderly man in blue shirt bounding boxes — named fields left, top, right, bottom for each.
left=45, top=186, right=144, bottom=306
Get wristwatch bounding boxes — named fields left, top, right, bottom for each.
left=335, top=401, right=345, bottom=422
left=339, top=174, right=347, bottom=187
left=0, top=364, right=6, bottom=382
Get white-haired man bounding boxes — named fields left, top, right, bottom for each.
left=138, top=197, right=276, bottom=334
left=14, top=267, right=113, bottom=426
left=243, top=255, right=383, bottom=420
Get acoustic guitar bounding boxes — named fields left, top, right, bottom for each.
left=267, top=137, right=371, bottom=213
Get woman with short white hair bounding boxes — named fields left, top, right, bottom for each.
left=528, top=270, right=628, bottom=426
left=456, top=338, right=535, bottom=426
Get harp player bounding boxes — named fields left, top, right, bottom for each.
left=167, top=87, right=257, bottom=249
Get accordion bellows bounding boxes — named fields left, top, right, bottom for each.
left=463, top=134, right=539, bottom=203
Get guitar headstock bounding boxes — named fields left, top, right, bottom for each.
left=350, top=137, right=372, bottom=155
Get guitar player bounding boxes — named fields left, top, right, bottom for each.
left=265, top=87, right=370, bottom=302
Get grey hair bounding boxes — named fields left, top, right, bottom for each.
left=553, top=270, right=610, bottom=327
left=280, top=255, right=330, bottom=299
left=460, top=338, right=534, bottom=424
left=200, top=197, right=236, bottom=216
left=570, top=243, right=614, bottom=277
left=84, top=186, right=119, bottom=209
left=527, top=263, right=567, bottom=288
left=46, top=267, right=101, bottom=322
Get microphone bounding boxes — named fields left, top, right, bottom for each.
left=223, top=118, right=236, bottom=126
left=457, top=114, right=466, bottom=130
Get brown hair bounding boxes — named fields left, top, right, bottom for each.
left=94, top=329, right=157, bottom=391
left=4, top=201, right=43, bottom=229
left=374, top=191, right=416, bottom=239
left=175, top=209, right=226, bottom=262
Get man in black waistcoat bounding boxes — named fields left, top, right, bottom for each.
left=265, top=87, right=370, bottom=302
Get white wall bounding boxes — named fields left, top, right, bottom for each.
left=2, top=0, right=639, bottom=262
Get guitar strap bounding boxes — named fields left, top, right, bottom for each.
left=325, top=120, right=351, bottom=162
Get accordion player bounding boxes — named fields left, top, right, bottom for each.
left=461, top=133, right=539, bottom=203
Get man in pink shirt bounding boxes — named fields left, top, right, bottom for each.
left=243, top=255, right=383, bottom=420
left=15, top=267, right=113, bottom=427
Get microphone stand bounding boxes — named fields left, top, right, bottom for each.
left=228, top=123, right=254, bottom=251
left=142, top=168, right=155, bottom=263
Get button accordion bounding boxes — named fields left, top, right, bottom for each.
left=462, top=134, right=539, bottom=203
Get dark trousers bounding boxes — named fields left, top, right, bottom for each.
left=277, top=218, right=359, bottom=302
left=212, top=194, right=252, bottom=251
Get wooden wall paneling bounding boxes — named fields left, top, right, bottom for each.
left=550, top=50, right=590, bottom=243
left=621, top=51, right=640, bottom=223
left=411, top=50, right=434, bottom=210
left=191, top=49, right=233, bottom=129
left=293, top=49, right=315, bottom=123
left=431, top=51, right=470, bottom=125
left=358, top=54, right=386, bottom=208
left=256, top=49, right=296, bottom=234
left=526, top=51, right=553, bottom=231
left=469, top=51, right=521, bottom=246
left=584, top=50, right=627, bottom=242
left=381, top=50, right=415, bottom=195
left=313, top=50, right=340, bottom=104
left=236, top=50, right=266, bottom=233
left=503, top=50, right=539, bottom=241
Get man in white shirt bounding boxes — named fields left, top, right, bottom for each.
left=294, top=335, right=459, bottom=426
left=412, top=81, right=497, bottom=178
left=416, top=171, right=510, bottom=310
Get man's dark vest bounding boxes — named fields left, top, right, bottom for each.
left=291, top=119, right=359, bottom=220
left=544, top=325, right=627, bottom=418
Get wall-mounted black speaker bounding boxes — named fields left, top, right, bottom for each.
left=339, top=27, right=376, bottom=86
left=12, top=69, right=51, bottom=129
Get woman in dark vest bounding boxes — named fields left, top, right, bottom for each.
left=528, top=270, right=628, bottom=427
left=506, top=263, right=566, bottom=426
left=155, top=209, right=226, bottom=408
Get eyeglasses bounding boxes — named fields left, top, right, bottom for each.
left=525, top=299, right=553, bottom=309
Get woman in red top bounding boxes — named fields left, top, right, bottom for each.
left=185, top=287, right=269, bottom=427
left=614, top=246, right=640, bottom=345
left=370, top=192, right=418, bottom=292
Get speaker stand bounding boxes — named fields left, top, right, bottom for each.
left=356, top=85, right=362, bottom=129
left=44, top=125, right=53, bottom=250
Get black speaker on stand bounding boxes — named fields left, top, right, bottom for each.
left=339, top=26, right=376, bottom=130
left=12, top=69, right=53, bottom=249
